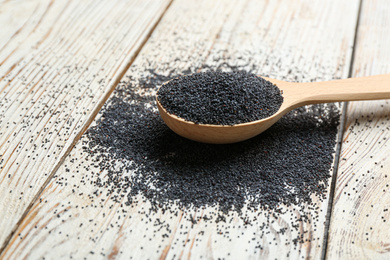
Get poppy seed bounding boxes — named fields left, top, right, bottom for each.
left=157, top=71, right=283, bottom=125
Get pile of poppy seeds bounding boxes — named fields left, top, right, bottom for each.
left=157, top=71, right=283, bottom=125
left=83, top=68, right=340, bottom=247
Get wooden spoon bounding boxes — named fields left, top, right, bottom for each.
left=156, top=74, right=390, bottom=144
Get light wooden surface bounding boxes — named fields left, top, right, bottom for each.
left=327, top=0, right=390, bottom=259
left=1, top=0, right=390, bottom=259
left=1, top=0, right=361, bottom=259
left=158, top=74, right=390, bottom=144
left=0, top=0, right=171, bottom=251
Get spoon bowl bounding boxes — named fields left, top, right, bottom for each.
left=157, top=74, right=390, bottom=144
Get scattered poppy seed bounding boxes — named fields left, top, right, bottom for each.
left=83, top=68, right=339, bottom=218
left=157, top=71, right=283, bottom=125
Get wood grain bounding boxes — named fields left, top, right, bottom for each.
left=327, top=0, right=390, bottom=259
left=0, top=0, right=171, bottom=250
left=1, top=0, right=360, bottom=259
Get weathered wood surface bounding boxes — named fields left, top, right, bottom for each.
left=1, top=0, right=361, bottom=259
left=0, top=0, right=171, bottom=250
left=327, top=0, right=390, bottom=259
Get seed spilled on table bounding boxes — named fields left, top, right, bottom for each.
left=84, top=67, right=339, bottom=240
left=81, top=68, right=340, bottom=248
left=157, top=71, right=283, bottom=125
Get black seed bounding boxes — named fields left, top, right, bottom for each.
left=78, top=65, right=340, bottom=246
left=157, top=71, right=283, bottom=125
left=83, top=67, right=339, bottom=216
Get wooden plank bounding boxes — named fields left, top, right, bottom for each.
left=0, top=0, right=172, bottom=250
left=0, top=0, right=41, bottom=51
left=1, top=0, right=360, bottom=259
left=327, top=0, right=390, bottom=259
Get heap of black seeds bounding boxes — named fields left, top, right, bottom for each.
left=157, top=71, right=283, bottom=125
left=83, top=69, right=339, bottom=215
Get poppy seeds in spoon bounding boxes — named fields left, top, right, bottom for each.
left=157, top=71, right=284, bottom=125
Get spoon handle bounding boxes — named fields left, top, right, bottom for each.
left=293, top=74, right=390, bottom=105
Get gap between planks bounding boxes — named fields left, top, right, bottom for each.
left=321, top=0, right=364, bottom=258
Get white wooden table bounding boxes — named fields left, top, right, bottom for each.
left=0, top=0, right=389, bottom=259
